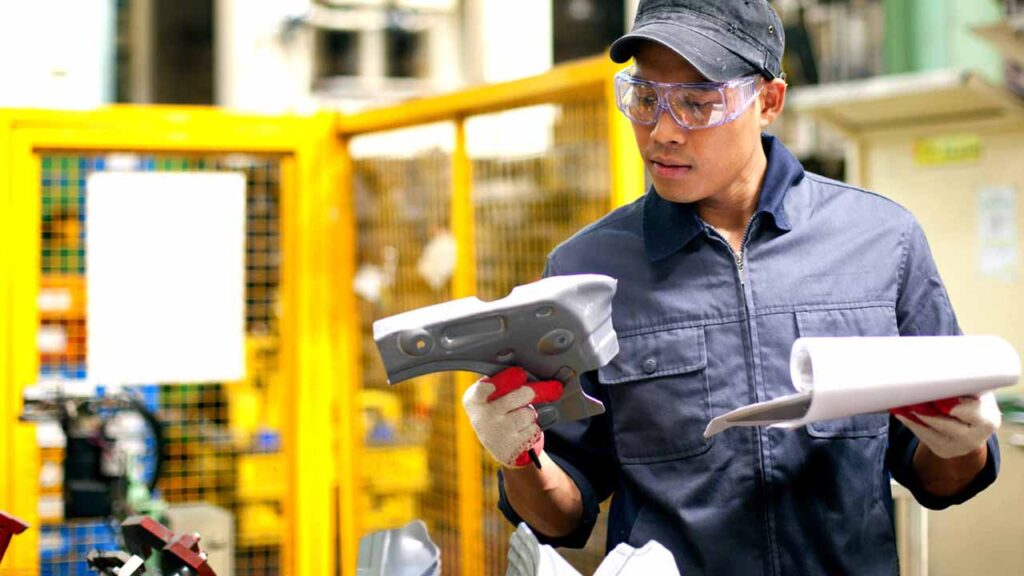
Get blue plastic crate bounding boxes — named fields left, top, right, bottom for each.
left=39, top=364, right=88, bottom=380
left=66, top=520, right=117, bottom=552
left=39, top=524, right=70, bottom=562
left=41, top=521, right=118, bottom=576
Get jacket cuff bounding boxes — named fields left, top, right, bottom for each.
left=901, top=434, right=1000, bottom=510
left=497, top=452, right=602, bottom=549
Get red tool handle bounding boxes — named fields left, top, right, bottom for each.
left=485, top=367, right=564, bottom=468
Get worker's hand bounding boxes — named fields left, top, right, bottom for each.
left=891, top=392, right=1001, bottom=459
left=462, top=367, right=563, bottom=468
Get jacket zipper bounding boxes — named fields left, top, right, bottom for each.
left=708, top=214, right=777, bottom=576
left=712, top=213, right=755, bottom=279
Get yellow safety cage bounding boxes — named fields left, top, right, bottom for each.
left=0, top=55, right=641, bottom=576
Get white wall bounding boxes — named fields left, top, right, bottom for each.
left=428, top=9, right=462, bottom=91
left=475, top=0, right=552, bottom=84
left=215, top=0, right=316, bottom=112
left=0, top=0, right=592, bottom=113
left=0, top=0, right=115, bottom=109
left=216, top=0, right=466, bottom=112
left=625, top=0, right=639, bottom=28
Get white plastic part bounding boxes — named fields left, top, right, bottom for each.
left=506, top=524, right=582, bottom=576
left=593, top=540, right=680, bottom=576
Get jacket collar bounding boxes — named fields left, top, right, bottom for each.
left=643, top=134, right=804, bottom=262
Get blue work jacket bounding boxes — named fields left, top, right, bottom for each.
left=498, top=135, right=1000, bottom=575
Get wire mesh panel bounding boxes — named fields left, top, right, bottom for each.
left=349, top=125, right=461, bottom=571
left=467, top=97, right=612, bottom=574
left=35, top=153, right=285, bottom=575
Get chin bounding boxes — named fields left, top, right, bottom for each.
left=652, top=181, right=706, bottom=205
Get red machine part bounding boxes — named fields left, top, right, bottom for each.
left=121, top=515, right=215, bottom=576
left=0, top=511, right=29, bottom=565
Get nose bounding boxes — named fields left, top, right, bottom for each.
left=649, top=105, right=688, bottom=147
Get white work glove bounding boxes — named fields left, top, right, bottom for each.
left=462, top=367, right=563, bottom=468
left=891, top=392, right=1002, bottom=459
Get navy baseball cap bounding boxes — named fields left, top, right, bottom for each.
left=610, top=0, right=785, bottom=82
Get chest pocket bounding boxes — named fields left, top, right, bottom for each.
left=796, top=305, right=898, bottom=438
left=598, top=325, right=712, bottom=464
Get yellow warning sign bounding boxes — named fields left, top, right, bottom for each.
left=914, top=134, right=982, bottom=166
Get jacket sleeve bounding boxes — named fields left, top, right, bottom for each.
left=887, top=214, right=1000, bottom=509
left=497, top=369, right=618, bottom=547
left=496, top=257, right=618, bottom=547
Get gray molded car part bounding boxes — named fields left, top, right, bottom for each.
left=703, top=393, right=813, bottom=437
left=373, top=274, right=618, bottom=428
left=506, top=523, right=582, bottom=576
left=356, top=520, right=440, bottom=576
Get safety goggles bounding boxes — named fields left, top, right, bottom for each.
left=613, top=68, right=762, bottom=130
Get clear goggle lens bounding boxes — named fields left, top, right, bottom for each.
left=614, top=68, right=762, bottom=130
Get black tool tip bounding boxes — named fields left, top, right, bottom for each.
left=528, top=448, right=542, bottom=469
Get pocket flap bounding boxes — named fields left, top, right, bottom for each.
left=598, top=326, right=706, bottom=384
left=795, top=306, right=897, bottom=338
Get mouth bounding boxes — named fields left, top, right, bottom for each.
left=649, top=158, right=693, bottom=178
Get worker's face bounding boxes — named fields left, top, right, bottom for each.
left=629, top=42, right=784, bottom=205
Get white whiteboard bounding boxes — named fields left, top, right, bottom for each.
left=86, top=172, right=247, bottom=385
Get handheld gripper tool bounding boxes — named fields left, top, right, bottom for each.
left=373, top=274, right=619, bottom=467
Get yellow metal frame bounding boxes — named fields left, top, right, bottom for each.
left=337, top=54, right=644, bottom=576
left=0, top=112, right=12, bottom=516
left=332, top=135, right=362, bottom=576
left=2, top=54, right=645, bottom=576
left=605, top=74, right=647, bottom=208
left=450, top=118, right=483, bottom=575
left=0, top=107, right=343, bottom=576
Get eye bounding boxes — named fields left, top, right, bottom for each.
left=639, top=94, right=659, bottom=108
left=683, top=99, right=715, bottom=113
left=628, top=86, right=659, bottom=111
left=668, top=89, right=722, bottom=123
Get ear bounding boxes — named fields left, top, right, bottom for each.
left=758, top=79, right=787, bottom=127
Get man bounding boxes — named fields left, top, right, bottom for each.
left=462, top=1, right=1002, bottom=573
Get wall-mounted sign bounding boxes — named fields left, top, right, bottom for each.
left=87, top=172, right=247, bottom=385
left=914, top=134, right=982, bottom=167
left=977, top=185, right=1018, bottom=282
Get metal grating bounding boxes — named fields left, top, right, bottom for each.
left=350, top=125, right=462, bottom=571
left=36, top=153, right=285, bottom=575
left=468, top=98, right=612, bottom=574
left=347, top=95, right=615, bottom=574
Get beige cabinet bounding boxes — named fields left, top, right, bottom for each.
left=791, top=71, right=1024, bottom=395
left=929, top=422, right=1024, bottom=575
left=790, top=68, right=1024, bottom=575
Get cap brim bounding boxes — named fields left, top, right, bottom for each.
left=610, top=22, right=754, bottom=82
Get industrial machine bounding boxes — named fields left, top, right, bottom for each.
left=85, top=516, right=216, bottom=576
left=21, top=383, right=166, bottom=520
